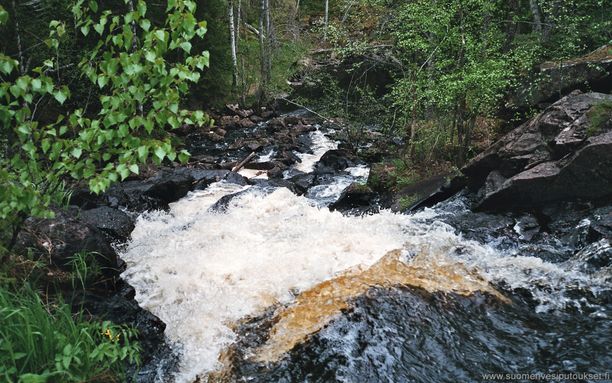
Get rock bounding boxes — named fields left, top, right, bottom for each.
left=219, top=115, right=240, bottom=128
left=460, top=92, right=612, bottom=210
left=314, top=149, right=358, bottom=174
left=329, top=183, right=376, bottom=212
left=267, top=166, right=285, bottom=179
left=238, top=118, right=256, bottom=129
left=244, top=161, right=276, bottom=171
left=392, top=174, right=457, bottom=212
left=289, top=173, right=315, bottom=194
left=144, top=169, right=195, bottom=205
left=192, top=169, right=249, bottom=190
left=464, top=92, right=612, bottom=185
left=215, top=128, right=227, bottom=137
left=477, top=131, right=612, bottom=210
left=80, top=206, right=135, bottom=241
left=16, top=207, right=120, bottom=276
left=249, top=115, right=264, bottom=123
left=284, top=115, right=303, bottom=126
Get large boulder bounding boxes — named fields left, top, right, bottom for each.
left=463, top=91, right=612, bottom=210
left=16, top=207, right=120, bottom=275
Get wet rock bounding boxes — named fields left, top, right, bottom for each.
left=214, top=128, right=227, bottom=137
left=80, top=206, right=135, bottom=241
left=192, top=169, right=249, bottom=190
left=284, top=115, right=303, bottom=126
left=513, top=214, right=541, bottom=241
left=392, top=174, right=456, bottom=212
left=16, top=207, right=120, bottom=275
left=289, top=173, right=316, bottom=194
left=144, top=169, right=195, bottom=205
left=245, top=161, right=276, bottom=171
left=314, top=149, right=358, bottom=174
left=329, top=182, right=376, bottom=212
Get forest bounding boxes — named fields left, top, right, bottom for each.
left=0, top=0, right=611, bottom=382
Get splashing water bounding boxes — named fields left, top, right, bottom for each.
left=120, top=182, right=607, bottom=382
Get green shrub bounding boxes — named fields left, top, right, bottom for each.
left=0, top=285, right=140, bottom=383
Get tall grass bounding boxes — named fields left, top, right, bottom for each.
left=0, top=285, right=140, bottom=383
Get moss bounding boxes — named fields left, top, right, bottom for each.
left=398, top=194, right=420, bottom=210
left=586, top=100, right=612, bottom=137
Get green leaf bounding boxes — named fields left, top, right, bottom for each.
left=129, top=164, right=139, bottom=175
left=53, top=89, right=68, bottom=105
left=145, top=50, right=156, bottom=63
left=154, top=30, right=166, bottom=42
left=71, top=147, right=83, bottom=159
left=154, top=146, right=166, bottom=161
left=97, top=75, right=108, bottom=89
left=140, top=19, right=151, bottom=31
left=81, top=25, right=90, bottom=36
left=180, top=42, right=192, bottom=53
left=116, top=164, right=130, bottom=180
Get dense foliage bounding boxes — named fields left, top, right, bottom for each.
left=0, top=285, right=140, bottom=382
left=0, top=0, right=210, bottom=250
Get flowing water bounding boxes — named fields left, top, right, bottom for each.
left=121, top=125, right=611, bottom=382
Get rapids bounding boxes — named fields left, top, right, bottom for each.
left=120, top=125, right=610, bottom=382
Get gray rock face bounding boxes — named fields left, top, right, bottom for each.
left=16, top=207, right=119, bottom=275
left=80, top=206, right=135, bottom=241
left=463, top=91, right=612, bottom=210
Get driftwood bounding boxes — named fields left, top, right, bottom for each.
left=231, top=151, right=256, bottom=172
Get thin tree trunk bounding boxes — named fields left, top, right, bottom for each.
left=323, top=0, right=329, bottom=41
left=259, top=0, right=267, bottom=103
left=10, top=0, right=25, bottom=74
left=127, top=0, right=144, bottom=116
left=529, top=0, right=543, bottom=34
left=236, top=0, right=242, bottom=38
left=264, top=0, right=272, bottom=78
left=228, top=0, right=239, bottom=89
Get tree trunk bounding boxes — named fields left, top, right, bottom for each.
left=228, top=0, right=239, bottom=89
left=10, top=0, right=25, bottom=74
left=323, top=0, right=329, bottom=41
left=258, top=0, right=267, bottom=103
left=529, top=0, right=543, bottom=34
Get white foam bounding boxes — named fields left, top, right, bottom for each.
left=292, top=130, right=338, bottom=173
left=121, top=184, right=608, bottom=381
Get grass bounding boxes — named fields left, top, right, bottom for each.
left=0, top=284, right=141, bottom=383
left=586, top=100, right=612, bottom=137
